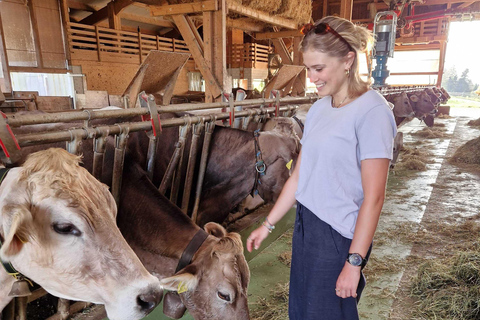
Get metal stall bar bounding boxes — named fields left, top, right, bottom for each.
left=112, top=127, right=130, bottom=206
left=159, top=124, right=189, bottom=195
left=92, top=132, right=109, bottom=180
left=170, top=124, right=190, bottom=204
left=181, top=120, right=204, bottom=214
left=191, top=120, right=215, bottom=223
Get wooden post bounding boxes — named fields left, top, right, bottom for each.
left=108, top=1, right=122, bottom=30
left=0, top=12, right=12, bottom=93
left=138, top=31, right=143, bottom=64
left=27, top=0, right=43, bottom=68
left=339, top=0, right=353, bottom=21
left=95, top=26, right=101, bottom=62
left=203, top=0, right=227, bottom=102
left=437, top=40, right=447, bottom=87
left=323, top=0, right=328, bottom=18
left=292, top=36, right=306, bottom=96
left=58, top=0, right=71, bottom=63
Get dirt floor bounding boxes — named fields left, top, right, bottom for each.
left=248, top=107, right=480, bottom=320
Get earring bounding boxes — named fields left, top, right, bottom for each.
left=345, top=69, right=350, bottom=76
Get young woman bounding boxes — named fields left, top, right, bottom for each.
left=246, top=16, right=397, bottom=319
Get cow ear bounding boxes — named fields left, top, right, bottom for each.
left=409, top=94, right=419, bottom=102
left=204, top=222, right=226, bottom=238
left=1, top=207, right=32, bottom=258
left=160, top=265, right=199, bottom=292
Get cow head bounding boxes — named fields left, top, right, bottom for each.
left=390, top=92, right=415, bottom=118
left=0, top=148, right=162, bottom=320
left=161, top=223, right=250, bottom=320
left=409, top=91, right=436, bottom=115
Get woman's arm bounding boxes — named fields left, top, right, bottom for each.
left=246, top=149, right=303, bottom=252
left=335, top=158, right=390, bottom=298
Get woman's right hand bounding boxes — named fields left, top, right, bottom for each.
left=246, top=225, right=270, bottom=252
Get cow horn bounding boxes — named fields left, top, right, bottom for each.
left=8, top=278, right=32, bottom=297
left=163, top=291, right=186, bottom=319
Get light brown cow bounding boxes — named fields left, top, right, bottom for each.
left=0, top=148, right=162, bottom=320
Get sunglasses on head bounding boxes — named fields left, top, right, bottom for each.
left=300, top=22, right=354, bottom=52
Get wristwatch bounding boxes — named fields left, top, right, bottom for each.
left=347, top=253, right=367, bottom=268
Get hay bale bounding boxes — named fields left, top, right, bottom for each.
left=243, top=0, right=282, bottom=14
left=450, top=136, right=480, bottom=165
left=411, top=251, right=480, bottom=319
left=276, top=0, right=312, bottom=24
left=468, top=118, right=480, bottom=126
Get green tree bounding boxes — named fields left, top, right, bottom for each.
left=456, top=68, right=475, bottom=92
left=442, top=66, right=457, bottom=92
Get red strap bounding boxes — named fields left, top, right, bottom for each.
left=0, top=112, right=21, bottom=159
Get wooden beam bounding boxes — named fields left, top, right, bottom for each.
left=226, top=18, right=264, bottom=32
left=108, top=2, right=121, bottom=30
left=323, top=0, right=328, bottom=17
left=272, top=27, right=293, bottom=65
left=68, top=0, right=95, bottom=12
left=27, top=0, right=43, bottom=69
left=80, top=0, right=133, bottom=25
left=80, top=6, right=108, bottom=25
left=59, top=0, right=72, bottom=62
left=150, top=1, right=218, bottom=16
left=339, top=0, right=353, bottom=20
left=119, top=12, right=175, bottom=27
left=186, top=15, right=204, bottom=54
left=395, top=43, right=441, bottom=51
left=395, top=34, right=447, bottom=44
left=227, top=2, right=298, bottom=29
left=172, top=14, right=222, bottom=98
left=457, top=1, right=475, bottom=8
left=0, top=12, right=12, bottom=93
left=254, top=30, right=302, bottom=40
left=437, top=40, right=447, bottom=86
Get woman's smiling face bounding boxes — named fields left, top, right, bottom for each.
left=303, top=49, right=351, bottom=98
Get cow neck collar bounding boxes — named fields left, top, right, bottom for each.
left=175, top=228, right=208, bottom=273
left=252, top=130, right=266, bottom=197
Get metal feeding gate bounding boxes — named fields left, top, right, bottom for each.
left=0, top=91, right=317, bottom=320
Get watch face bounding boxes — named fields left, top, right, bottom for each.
left=348, top=253, right=363, bottom=266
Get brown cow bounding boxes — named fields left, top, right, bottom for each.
left=2, top=118, right=252, bottom=320
left=0, top=148, right=162, bottom=320
left=385, top=92, right=415, bottom=118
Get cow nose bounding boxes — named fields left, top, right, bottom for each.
left=137, top=290, right=163, bottom=313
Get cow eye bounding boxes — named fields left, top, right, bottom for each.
left=53, top=223, right=82, bottom=236
left=217, top=291, right=231, bottom=302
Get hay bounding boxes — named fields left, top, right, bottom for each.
left=411, top=126, right=449, bottom=139
left=437, top=113, right=453, bottom=119
left=278, top=251, right=292, bottom=267
left=410, top=252, right=480, bottom=319
left=449, top=136, right=480, bottom=165
left=251, top=282, right=289, bottom=320
left=243, top=0, right=282, bottom=13
left=275, top=0, right=312, bottom=24
left=394, top=146, right=434, bottom=171
left=468, top=118, right=480, bottom=126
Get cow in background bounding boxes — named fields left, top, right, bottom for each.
left=407, top=90, right=437, bottom=127
left=0, top=148, right=162, bottom=320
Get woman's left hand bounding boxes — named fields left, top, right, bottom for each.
left=335, top=262, right=361, bottom=298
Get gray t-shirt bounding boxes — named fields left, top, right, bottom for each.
left=295, top=90, right=397, bottom=239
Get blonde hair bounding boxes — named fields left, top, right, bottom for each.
left=300, top=16, right=374, bottom=98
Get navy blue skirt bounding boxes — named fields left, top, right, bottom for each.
left=289, top=202, right=371, bottom=320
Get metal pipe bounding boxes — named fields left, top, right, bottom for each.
left=191, top=121, right=215, bottom=223
left=181, top=122, right=203, bottom=214
left=6, top=96, right=316, bottom=127
left=13, top=105, right=300, bottom=147
left=146, top=136, right=157, bottom=180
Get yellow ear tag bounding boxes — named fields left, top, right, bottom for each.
left=286, top=159, right=293, bottom=170
left=177, top=282, right=188, bottom=294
